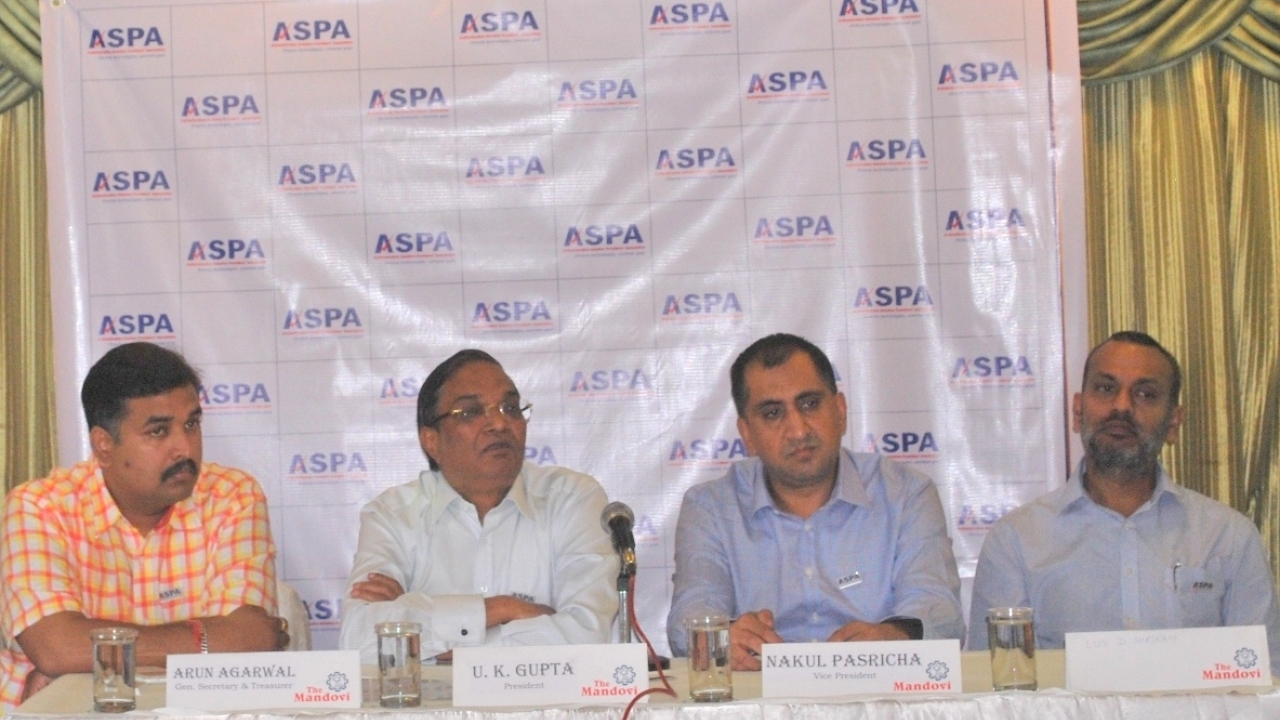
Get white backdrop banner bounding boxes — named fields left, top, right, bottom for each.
left=41, top=0, right=1086, bottom=652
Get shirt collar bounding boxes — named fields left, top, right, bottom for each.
left=84, top=460, right=202, bottom=536
left=745, top=448, right=870, bottom=519
left=423, top=465, right=532, bottom=524
left=1056, top=459, right=1183, bottom=516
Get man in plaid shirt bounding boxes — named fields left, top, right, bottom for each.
left=0, top=342, right=288, bottom=708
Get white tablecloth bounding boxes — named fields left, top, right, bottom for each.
left=14, top=651, right=1280, bottom=720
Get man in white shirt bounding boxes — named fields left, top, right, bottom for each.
left=338, top=350, right=617, bottom=662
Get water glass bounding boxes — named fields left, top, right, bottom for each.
left=685, top=614, right=732, bottom=702
left=987, top=606, right=1036, bottom=691
left=376, top=621, right=422, bottom=707
left=91, top=627, right=138, bottom=712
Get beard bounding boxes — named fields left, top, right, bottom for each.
left=1082, top=410, right=1172, bottom=475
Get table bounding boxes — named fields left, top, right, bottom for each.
left=14, top=651, right=1280, bottom=719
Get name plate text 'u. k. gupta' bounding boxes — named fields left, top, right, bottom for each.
left=1065, top=625, right=1272, bottom=692
left=453, top=644, right=649, bottom=707
left=762, top=640, right=962, bottom=697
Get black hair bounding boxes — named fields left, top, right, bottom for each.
left=81, top=342, right=201, bottom=439
left=416, top=349, right=503, bottom=470
left=1084, top=330, right=1182, bottom=405
left=730, top=333, right=838, bottom=417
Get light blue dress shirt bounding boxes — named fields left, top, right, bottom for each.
left=968, top=462, right=1280, bottom=674
left=667, top=448, right=964, bottom=654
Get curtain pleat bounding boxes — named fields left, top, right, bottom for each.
left=0, top=0, right=41, bottom=114
left=0, top=94, right=56, bottom=493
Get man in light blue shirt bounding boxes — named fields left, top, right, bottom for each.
left=668, top=334, right=964, bottom=669
left=968, top=332, right=1280, bottom=674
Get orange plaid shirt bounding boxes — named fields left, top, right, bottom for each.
left=0, top=460, right=277, bottom=709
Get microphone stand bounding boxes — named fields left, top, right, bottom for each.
left=616, top=546, right=637, bottom=643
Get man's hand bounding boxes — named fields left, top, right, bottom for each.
left=826, top=620, right=910, bottom=643
left=729, top=610, right=783, bottom=671
left=350, top=573, right=405, bottom=603
left=21, top=668, right=54, bottom=701
left=204, top=605, right=292, bottom=653
left=484, top=596, right=555, bottom=627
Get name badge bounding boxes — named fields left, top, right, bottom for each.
left=167, top=650, right=361, bottom=711
left=1065, top=626, right=1271, bottom=692
left=762, top=640, right=962, bottom=697
left=453, top=644, right=648, bottom=707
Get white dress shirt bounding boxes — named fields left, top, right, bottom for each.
left=339, top=462, right=618, bottom=663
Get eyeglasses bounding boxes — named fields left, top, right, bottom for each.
left=429, top=401, right=532, bottom=426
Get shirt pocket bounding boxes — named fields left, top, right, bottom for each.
left=1173, top=567, right=1226, bottom=627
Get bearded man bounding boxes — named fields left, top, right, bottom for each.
left=967, top=331, right=1280, bottom=674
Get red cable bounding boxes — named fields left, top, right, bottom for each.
left=621, top=574, right=677, bottom=720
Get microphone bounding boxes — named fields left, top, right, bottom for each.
left=600, top=501, right=637, bottom=575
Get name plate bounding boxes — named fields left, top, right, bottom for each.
left=453, top=644, right=648, bottom=707
left=1065, top=625, right=1272, bottom=692
left=167, top=650, right=361, bottom=711
left=762, top=640, right=962, bottom=697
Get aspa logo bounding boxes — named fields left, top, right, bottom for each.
left=937, top=61, right=1022, bottom=92
left=287, top=451, right=368, bottom=481
left=277, top=163, right=358, bottom=194
left=372, top=231, right=456, bottom=263
left=654, top=147, right=737, bottom=179
left=378, top=376, right=421, bottom=406
left=943, top=208, right=1027, bottom=240
left=471, top=299, right=555, bottom=332
left=91, top=170, right=172, bottom=200
left=950, top=355, right=1034, bottom=387
left=525, top=445, right=558, bottom=465
left=464, top=155, right=547, bottom=186
left=862, top=431, right=939, bottom=462
left=955, top=502, right=1016, bottom=532
left=648, top=3, right=732, bottom=34
left=568, top=368, right=655, bottom=401
left=97, top=313, right=176, bottom=343
left=556, top=78, right=640, bottom=111
left=752, top=215, right=837, bottom=249
left=180, top=95, right=262, bottom=125
left=851, top=285, right=935, bottom=317
left=745, top=71, right=830, bottom=103
left=270, top=19, right=354, bottom=50
left=281, top=307, right=364, bottom=338
left=458, top=10, right=542, bottom=41
left=845, top=138, right=928, bottom=170
left=563, top=224, right=646, bottom=255
left=634, top=514, right=660, bottom=545
left=837, top=0, right=922, bottom=25
left=186, top=239, right=267, bottom=270
left=668, top=437, right=747, bottom=467
left=367, top=87, right=449, bottom=118
left=87, top=26, right=165, bottom=56
left=198, top=382, right=273, bottom=414
left=302, top=596, right=340, bottom=628
left=660, top=292, right=744, bottom=323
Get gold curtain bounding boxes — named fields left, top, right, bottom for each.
left=0, top=93, right=56, bottom=493
left=1082, top=0, right=1280, bottom=576
left=0, top=0, right=41, bottom=114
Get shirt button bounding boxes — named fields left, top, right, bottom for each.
left=804, top=567, right=815, bottom=578
left=1124, top=568, right=1133, bottom=577
left=461, top=629, right=469, bottom=636
left=812, top=613, right=819, bottom=622
left=480, top=586, right=488, bottom=593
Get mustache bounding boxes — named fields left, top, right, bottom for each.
left=161, top=458, right=199, bottom=482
